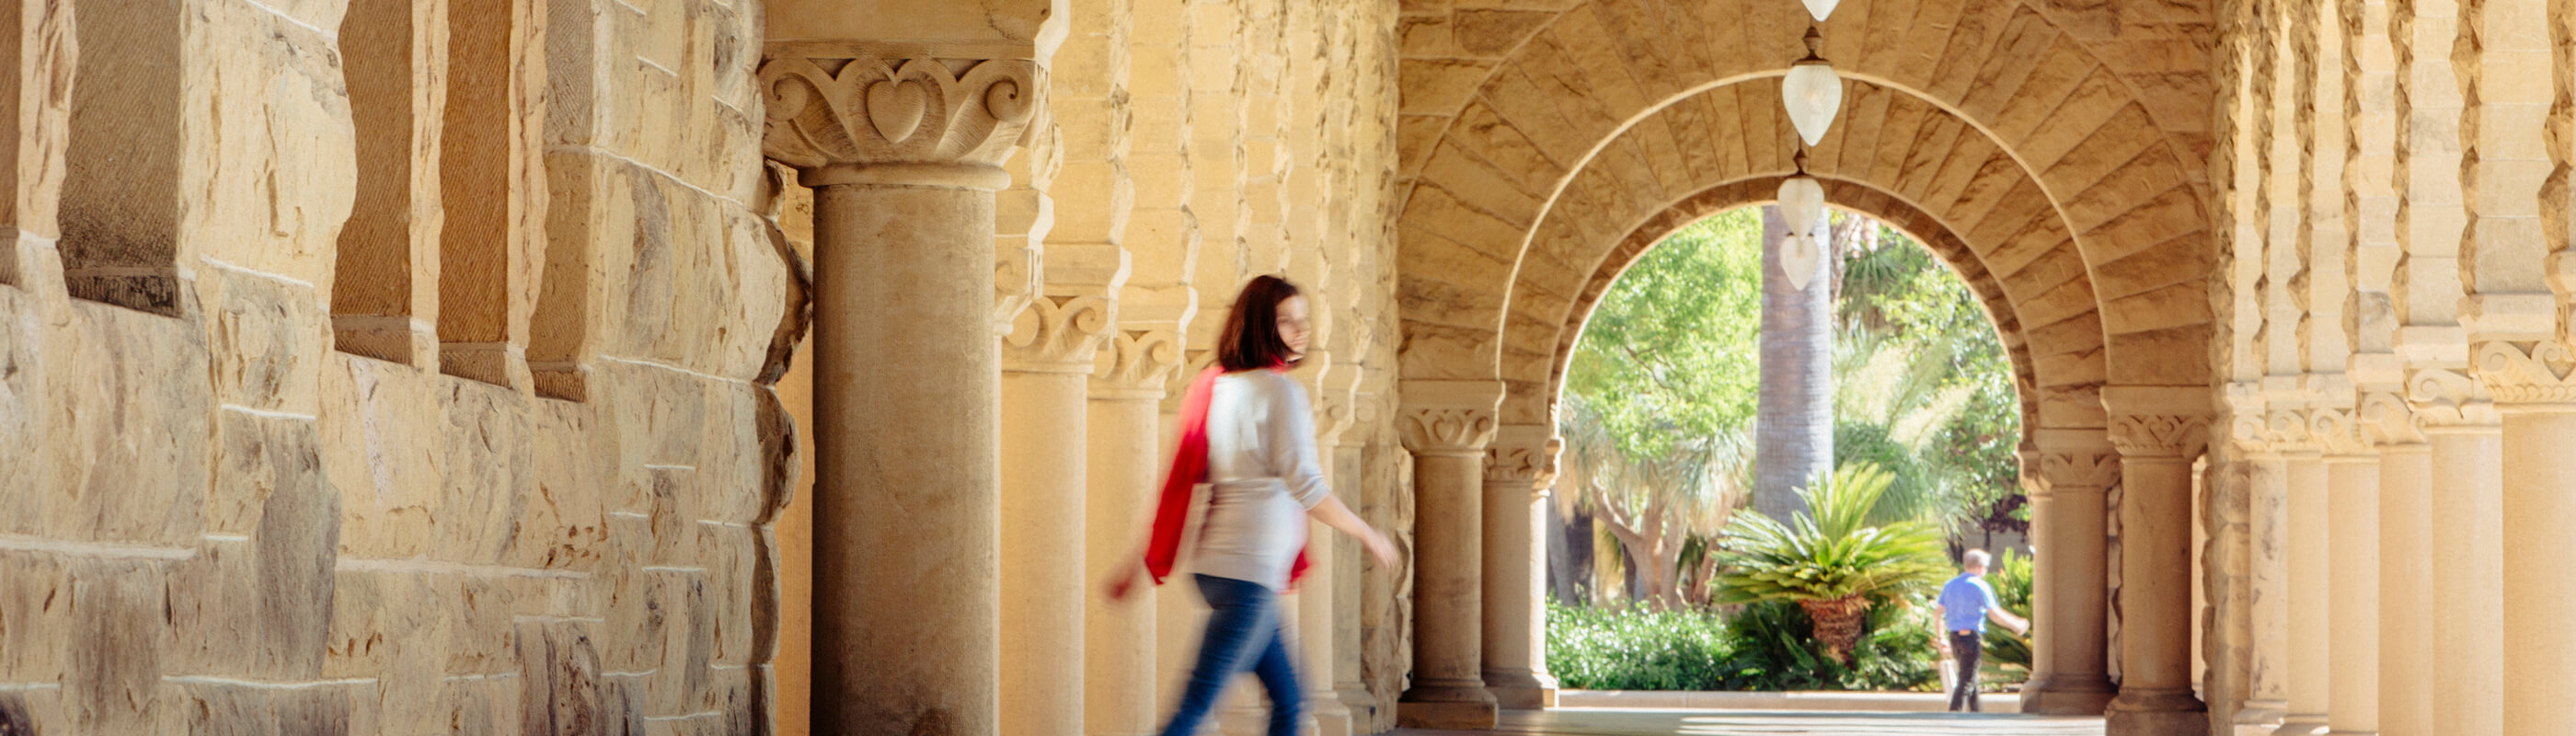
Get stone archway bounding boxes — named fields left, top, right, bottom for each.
left=1388, top=3, right=2221, bottom=732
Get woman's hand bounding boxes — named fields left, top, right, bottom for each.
left=1361, top=528, right=1399, bottom=569
left=1104, top=559, right=1143, bottom=602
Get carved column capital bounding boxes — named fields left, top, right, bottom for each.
left=1397, top=381, right=1506, bottom=458
left=1484, top=425, right=1560, bottom=494
left=2108, top=413, right=2212, bottom=458
left=2038, top=447, right=2122, bottom=490
left=2306, top=406, right=2374, bottom=459
left=2406, top=366, right=2502, bottom=428
left=1090, top=328, right=1181, bottom=400
left=759, top=45, right=1041, bottom=189
left=2473, top=340, right=2576, bottom=406
left=2357, top=391, right=2429, bottom=449
left=1002, top=295, right=1115, bottom=374
left=2260, top=409, right=2317, bottom=454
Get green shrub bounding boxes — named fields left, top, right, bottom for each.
left=1717, top=599, right=1942, bottom=692
left=1545, top=599, right=1943, bottom=693
left=1980, top=548, right=2034, bottom=682
left=1545, top=602, right=1733, bottom=691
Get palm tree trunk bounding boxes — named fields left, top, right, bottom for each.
left=1755, top=204, right=1834, bottom=522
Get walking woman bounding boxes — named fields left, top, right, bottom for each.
left=1106, top=274, right=1400, bottom=736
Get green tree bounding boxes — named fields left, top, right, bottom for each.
left=1565, top=212, right=1765, bottom=457
left=1834, top=231, right=2026, bottom=537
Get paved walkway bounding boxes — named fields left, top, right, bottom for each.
left=1389, top=707, right=2106, bottom=736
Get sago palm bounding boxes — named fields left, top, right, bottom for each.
left=1711, top=464, right=1950, bottom=662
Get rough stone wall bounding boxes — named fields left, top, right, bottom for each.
left=0, top=0, right=794, bottom=731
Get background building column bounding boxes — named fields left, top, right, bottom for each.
left=2212, top=391, right=2291, bottom=734
left=1085, top=328, right=1180, bottom=736
left=2357, top=392, right=2430, bottom=736
left=2408, top=365, right=2502, bottom=736
left=758, top=44, right=1043, bottom=735
left=1000, top=286, right=1117, bottom=736
left=2102, top=387, right=2211, bottom=736
left=2023, top=430, right=2119, bottom=716
left=1295, top=362, right=1361, bottom=736
left=1396, top=380, right=1504, bottom=730
left=1328, top=380, right=1384, bottom=726
left=2316, top=407, right=2379, bottom=736
left=2275, top=437, right=2329, bottom=736
left=2475, top=339, right=2576, bottom=736
left=1481, top=424, right=1560, bottom=709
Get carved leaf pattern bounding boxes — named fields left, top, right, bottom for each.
left=1002, top=296, right=1114, bottom=370
left=2109, top=414, right=2211, bottom=456
left=759, top=53, right=1040, bottom=169
left=2475, top=340, right=2576, bottom=404
left=1398, top=407, right=1498, bottom=455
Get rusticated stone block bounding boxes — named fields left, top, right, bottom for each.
left=65, top=560, right=165, bottom=733
left=162, top=681, right=354, bottom=736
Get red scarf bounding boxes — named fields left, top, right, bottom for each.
left=1144, top=365, right=1311, bottom=587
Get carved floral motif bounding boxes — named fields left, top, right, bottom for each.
left=2474, top=340, right=2576, bottom=404
left=1092, top=329, right=1181, bottom=397
left=1398, top=407, right=1499, bottom=457
left=2040, top=449, right=2122, bottom=489
left=2306, top=407, right=2370, bottom=457
left=2357, top=392, right=2427, bottom=447
left=1002, top=295, right=1115, bottom=372
left=759, top=51, right=1041, bottom=171
left=2109, top=413, right=2211, bottom=457
left=2407, top=366, right=2502, bottom=427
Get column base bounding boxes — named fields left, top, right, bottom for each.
left=2229, top=698, right=2286, bottom=736
left=1482, top=668, right=1559, bottom=709
left=2019, top=675, right=2118, bottom=716
left=1398, top=680, right=1499, bottom=729
left=1336, top=683, right=1382, bottom=726
left=2106, top=689, right=2208, bottom=736
left=2271, top=714, right=2328, bottom=736
left=2321, top=730, right=2377, bottom=736
left=1307, top=689, right=1354, bottom=736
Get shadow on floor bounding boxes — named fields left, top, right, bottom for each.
left=1389, top=707, right=2108, bottom=736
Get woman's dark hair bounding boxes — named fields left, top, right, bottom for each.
left=1216, top=275, right=1304, bottom=372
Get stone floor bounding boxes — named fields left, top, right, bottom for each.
left=1389, top=707, right=2108, bottom=735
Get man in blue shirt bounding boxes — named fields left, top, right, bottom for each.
left=1932, top=548, right=2029, bottom=712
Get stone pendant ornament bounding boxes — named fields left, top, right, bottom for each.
left=1781, top=229, right=1823, bottom=291
left=1776, top=156, right=1827, bottom=292
left=1801, top=0, right=1839, bottom=21
left=1781, top=27, right=1842, bottom=146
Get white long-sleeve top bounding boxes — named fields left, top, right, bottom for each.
left=1193, top=370, right=1333, bottom=591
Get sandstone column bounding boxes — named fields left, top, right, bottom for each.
left=2023, top=431, right=2119, bottom=716
left=2358, top=393, right=2430, bottom=736
left=1086, top=328, right=1179, bottom=736
left=1397, top=380, right=1503, bottom=730
left=2102, top=387, right=2210, bottom=736
left=2476, top=339, right=2576, bottom=736
left=1298, top=362, right=1359, bottom=736
left=2410, top=366, right=2502, bottom=736
left=2217, top=398, right=2292, bottom=733
left=1328, top=383, right=1383, bottom=725
left=1481, top=424, right=1559, bottom=710
left=1000, top=292, right=1113, bottom=736
left=2276, top=439, right=2329, bottom=736
left=759, top=46, right=1041, bottom=734
left=2317, top=408, right=2379, bottom=736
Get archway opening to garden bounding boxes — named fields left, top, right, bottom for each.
left=1543, top=201, right=2037, bottom=696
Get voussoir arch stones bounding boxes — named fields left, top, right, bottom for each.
left=1393, top=0, right=2218, bottom=422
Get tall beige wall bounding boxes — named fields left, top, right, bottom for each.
left=0, top=0, right=796, bottom=730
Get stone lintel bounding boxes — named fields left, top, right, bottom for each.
left=2392, top=324, right=2469, bottom=365
left=2457, top=292, right=2557, bottom=341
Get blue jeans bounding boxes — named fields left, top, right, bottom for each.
left=1158, top=574, right=1303, bottom=736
